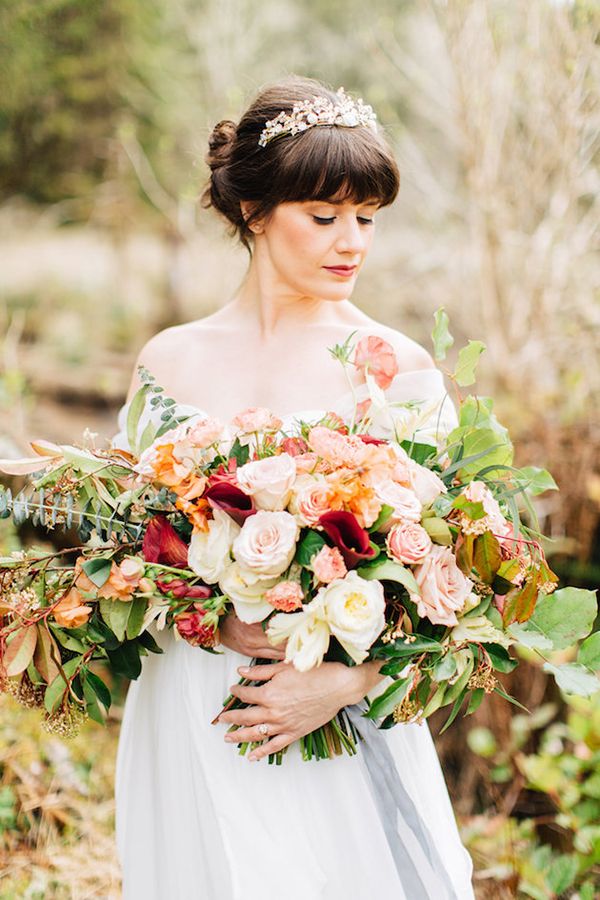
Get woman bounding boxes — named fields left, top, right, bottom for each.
left=113, top=75, right=475, bottom=899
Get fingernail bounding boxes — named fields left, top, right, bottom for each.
left=238, top=666, right=250, bottom=675
left=248, top=754, right=257, bottom=761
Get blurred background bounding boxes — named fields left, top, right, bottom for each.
left=0, top=0, right=598, bottom=896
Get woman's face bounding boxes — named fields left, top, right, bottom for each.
left=249, top=197, right=381, bottom=300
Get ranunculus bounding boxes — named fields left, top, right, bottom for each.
left=232, top=510, right=299, bottom=577
left=266, top=595, right=330, bottom=671
left=218, top=561, right=279, bottom=623
left=410, top=545, right=473, bottom=626
left=264, top=581, right=304, bottom=612
left=289, top=474, right=339, bottom=526
left=386, top=522, right=432, bottom=564
left=373, top=480, right=422, bottom=530
left=307, top=426, right=369, bottom=469
left=311, top=545, right=347, bottom=583
left=235, top=453, right=297, bottom=510
left=231, top=407, right=283, bottom=438
left=52, top=587, right=92, bottom=628
left=188, top=507, right=240, bottom=583
left=353, top=335, right=399, bottom=390
left=174, top=606, right=219, bottom=648
left=318, top=510, right=377, bottom=568
left=319, top=570, right=386, bottom=664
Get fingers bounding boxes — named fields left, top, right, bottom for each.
left=219, top=705, right=270, bottom=726
left=225, top=723, right=275, bottom=744
left=247, top=732, right=294, bottom=762
left=228, top=682, right=269, bottom=704
left=237, top=662, right=289, bottom=681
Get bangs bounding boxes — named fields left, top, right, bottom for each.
left=267, top=125, right=399, bottom=208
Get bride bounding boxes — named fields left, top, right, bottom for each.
left=113, top=75, right=475, bottom=899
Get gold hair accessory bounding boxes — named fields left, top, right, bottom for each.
left=258, top=87, right=377, bottom=149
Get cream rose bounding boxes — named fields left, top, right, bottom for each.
left=373, top=479, right=422, bottom=531
left=232, top=509, right=299, bottom=577
left=410, top=545, right=473, bottom=627
left=267, top=595, right=331, bottom=671
left=386, top=522, right=432, bottom=565
left=218, top=561, right=278, bottom=623
left=236, top=453, right=297, bottom=510
left=187, top=507, right=240, bottom=583
left=406, top=462, right=447, bottom=506
left=288, top=473, right=337, bottom=526
left=319, top=570, right=386, bottom=664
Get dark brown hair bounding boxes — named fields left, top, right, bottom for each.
left=200, top=75, right=400, bottom=253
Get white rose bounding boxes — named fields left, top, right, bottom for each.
left=236, top=453, right=297, bottom=510
left=267, top=595, right=331, bottom=671
left=407, top=462, right=447, bottom=506
left=187, top=508, right=240, bottom=583
left=218, top=561, right=278, bottom=624
left=319, top=570, right=386, bottom=664
left=373, top=479, right=422, bottom=531
left=233, top=509, right=299, bottom=577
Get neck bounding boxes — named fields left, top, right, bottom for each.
left=226, top=247, right=353, bottom=340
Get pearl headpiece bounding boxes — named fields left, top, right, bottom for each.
left=258, top=87, right=377, bottom=149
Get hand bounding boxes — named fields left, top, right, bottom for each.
left=218, top=609, right=286, bottom=660
left=216, top=659, right=373, bottom=761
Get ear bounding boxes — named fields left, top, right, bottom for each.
left=240, top=200, right=264, bottom=234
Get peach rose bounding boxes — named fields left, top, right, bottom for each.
left=410, top=545, right=473, bottom=626
left=373, top=479, right=422, bottom=530
left=289, top=474, right=339, bottom=526
left=236, top=453, right=297, bottom=510
left=231, top=407, right=283, bottom=434
left=264, top=581, right=304, bottom=612
left=353, top=335, right=399, bottom=390
left=53, top=587, right=93, bottom=628
left=97, top=557, right=148, bottom=601
left=307, top=426, right=369, bottom=469
left=233, top=510, right=299, bottom=577
left=312, top=545, right=347, bottom=583
left=386, top=522, right=433, bottom=565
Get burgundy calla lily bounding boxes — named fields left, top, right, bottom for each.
left=317, top=510, right=377, bottom=569
left=204, top=482, right=256, bottom=527
left=142, top=516, right=189, bottom=568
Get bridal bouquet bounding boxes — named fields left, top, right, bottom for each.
left=1, top=313, right=598, bottom=763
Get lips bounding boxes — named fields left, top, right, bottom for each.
left=324, top=265, right=357, bottom=277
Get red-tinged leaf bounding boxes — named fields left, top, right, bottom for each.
left=502, top=579, right=539, bottom=626
left=496, top=558, right=521, bottom=583
left=473, top=532, right=502, bottom=584
left=142, top=516, right=188, bottom=567
left=455, top=532, right=475, bottom=576
left=33, top=624, right=61, bottom=684
left=3, top=625, right=38, bottom=676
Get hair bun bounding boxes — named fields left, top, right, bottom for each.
left=206, top=119, right=237, bottom=171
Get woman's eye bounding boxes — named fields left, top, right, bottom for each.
left=313, top=216, right=335, bottom=225
left=357, top=217, right=374, bottom=225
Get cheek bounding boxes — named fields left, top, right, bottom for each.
left=273, top=216, right=325, bottom=264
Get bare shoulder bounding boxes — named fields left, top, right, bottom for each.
left=125, top=320, right=210, bottom=401
left=353, top=319, right=435, bottom=373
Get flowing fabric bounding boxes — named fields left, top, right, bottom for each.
left=112, top=370, right=475, bottom=899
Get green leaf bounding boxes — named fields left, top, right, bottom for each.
left=399, top=441, right=437, bottom=466
left=365, top=678, right=411, bottom=719
left=126, top=598, right=148, bottom=640
left=439, top=687, right=468, bottom=733
left=484, top=643, right=518, bottom=673
left=4, top=625, right=38, bottom=676
left=106, top=641, right=142, bottom=679
left=82, top=557, right=112, bottom=588
left=432, top=653, right=457, bottom=682
left=578, top=631, right=600, bottom=671
left=466, top=688, right=484, bottom=716
left=368, top=503, right=394, bottom=533
left=473, top=532, right=502, bottom=584
left=33, top=624, right=61, bottom=684
left=139, top=419, right=158, bottom=454
left=454, top=341, right=486, bottom=386
left=431, top=308, right=454, bottom=361
left=516, top=466, right=558, bottom=496
left=84, top=670, right=112, bottom=710
left=82, top=678, right=106, bottom=725
left=516, top=586, right=597, bottom=650
left=99, top=597, right=131, bottom=643
left=449, top=427, right=513, bottom=479
left=509, top=622, right=553, bottom=650
left=545, top=854, right=578, bottom=894
left=126, top=384, right=149, bottom=455
left=543, top=662, right=600, bottom=697
left=295, top=530, right=326, bottom=568
left=421, top=515, right=453, bottom=546
left=44, top=657, right=82, bottom=714
left=357, top=559, right=419, bottom=595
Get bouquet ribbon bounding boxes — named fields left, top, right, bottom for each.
left=345, top=703, right=459, bottom=899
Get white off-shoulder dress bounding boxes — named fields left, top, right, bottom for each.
left=112, top=369, right=475, bottom=900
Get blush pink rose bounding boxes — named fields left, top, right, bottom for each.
left=307, top=426, right=369, bottom=468
left=231, top=407, right=283, bottom=434
left=233, top=510, right=299, bottom=577
left=236, top=453, right=297, bottom=510
left=290, top=475, right=339, bottom=526
left=373, top=479, right=422, bottom=530
left=410, top=545, right=473, bottom=626
left=386, top=522, right=433, bottom=565
left=353, top=335, right=399, bottom=390
left=187, top=418, right=224, bottom=447
left=264, top=581, right=304, bottom=612
left=312, top=545, right=347, bottom=583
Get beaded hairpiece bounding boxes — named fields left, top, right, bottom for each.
left=258, top=87, right=377, bottom=149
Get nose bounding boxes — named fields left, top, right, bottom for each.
left=334, top=216, right=368, bottom=257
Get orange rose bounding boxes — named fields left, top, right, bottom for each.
left=53, top=587, right=93, bottom=628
